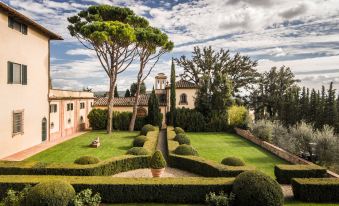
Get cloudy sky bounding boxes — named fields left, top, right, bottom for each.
left=3, top=0, right=339, bottom=91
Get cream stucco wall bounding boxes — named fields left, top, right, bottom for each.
left=166, top=88, right=197, bottom=110
left=0, top=12, right=50, bottom=158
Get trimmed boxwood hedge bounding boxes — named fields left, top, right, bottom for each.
left=274, top=164, right=327, bottom=184
left=0, top=176, right=234, bottom=203
left=133, top=135, right=148, bottom=147
left=167, top=127, right=254, bottom=177
left=292, top=178, right=339, bottom=202
left=0, top=129, right=159, bottom=176
left=74, top=156, right=101, bottom=165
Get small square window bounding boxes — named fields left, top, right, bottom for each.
left=67, top=103, right=73, bottom=111
left=80, top=102, right=85, bottom=109
left=50, top=104, right=57, bottom=113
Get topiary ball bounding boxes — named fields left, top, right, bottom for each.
left=177, top=136, right=191, bottom=145
left=74, top=156, right=100, bottom=165
left=232, top=171, right=284, bottom=206
left=174, top=127, right=185, bottom=134
left=174, top=144, right=198, bottom=156
left=26, top=180, right=76, bottom=206
left=174, top=133, right=186, bottom=141
left=133, top=135, right=148, bottom=147
left=150, top=150, right=167, bottom=169
left=140, top=124, right=155, bottom=135
left=221, top=157, right=246, bottom=166
left=126, top=147, right=149, bottom=155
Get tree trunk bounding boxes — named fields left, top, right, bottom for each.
left=107, top=76, right=116, bottom=134
left=129, top=63, right=144, bottom=132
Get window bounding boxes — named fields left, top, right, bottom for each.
left=67, top=103, right=73, bottom=111
left=13, top=110, right=24, bottom=136
left=80, top=102, right=85, bottom=109
left=179, top=93, right=188, bottom=105
left=50, top=104, right=57, bottom=113
left=7, top=62, right=27, bottom=85
left=8, top=17, right=28, bottom=35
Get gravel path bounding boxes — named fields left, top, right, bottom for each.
left=281, top=185, right=293, bottom=198
left=112, top=167, right=200, bottom=178
left=156, top=129, right=168, bottom=160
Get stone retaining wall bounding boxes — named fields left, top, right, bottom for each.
left=234, top=128, right=339, bottom=178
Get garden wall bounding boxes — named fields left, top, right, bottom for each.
left=235, top=128, right=339, bottom=178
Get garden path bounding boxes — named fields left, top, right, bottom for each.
left=112, top=167, right=200, bottom=178
left=156, top=129, right=169, bottom=160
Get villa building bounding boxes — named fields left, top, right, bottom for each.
left=0, top=3, right=94, bottom=159
left=93, top=73, right=198, bottom=125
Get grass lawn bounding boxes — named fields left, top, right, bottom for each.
left=26, top=131, right=138, bottom=163
left=189, top=132, right=289, bottom=177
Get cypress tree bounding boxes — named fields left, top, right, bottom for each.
left=114, top=86, right=119, bottom=98
left=147, top=87, right=162, bottom=128
left=309, top=89, right=318, bottom=124
left=124, top=89, right=131, bottom=97
left=170, top=58, right=176, bottom=126
left=324, top=82, right=337, bottom=127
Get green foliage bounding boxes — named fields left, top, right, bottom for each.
left=177, top=135, right=191, bottom=145
left=174, top=127, right=185, bottom=134
left=274, top=164, right=327, bottom=184
left=173, top=133, right=186, bottom=141
left=0, top=176, right=234, bottom=204
left=205, top=191, right=234, bottom=206
left=250, top=119, right=273, bottom=142
left=140, top=124, right=155, bottom=135
left=170, top=59, right=176, bottom=126
left=126, top=147, right=149, bottom=156
left=74, top=156, right=101, bottom=165
left=290, top=121, right=316, bottom=158
left=315, top=125, right=337, bottom=165
left=124, top=89, right=131, bottom=97
left=0, top=185, right=31, bottom=206
left=232, top=171, right=284, bottom=206
left=133, top=135, right=148, bottom=147
left=130, top=82, right=146, bottom=97
left=87, top=109, right=107, bottom=130
left=26, top=180, right=75, bottom=206
left=228, top=105, right=250, bottom=129
left=292, top=178, right=339, bottom=203
left=71, top=189, right=101, bottom=206
left=175, top=108, right=206, bottom=132
left=147, top=88, right=162, bottom=128
left=150, top=150, right=167, bottom=169
left=174, top=145, right=199, bottom=156
left=114, top=86, right=119, bottom=97
left=206, top=113, right=228, bottom=132
left=221, top=157, right=245, bottom=166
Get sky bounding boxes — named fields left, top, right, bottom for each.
left=3, top=0, right=339, bottom=92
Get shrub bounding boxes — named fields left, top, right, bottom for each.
left=232, top=171, right=284, bottom=206
left=175, top=108, right=206, bottom=132
left=228, top=105, right=250, bottom=129
left=205, top=191, right=234, bottom=206
left=140, top=124, right=155, bottom=135
left=126, top=147, right=149, bottom=156
left=87, top=109, right=107, bottom=130
left=174, top=127, right=185, bottom=134
left=134, top=117, right=146, bottom=131
left=150, top=150, right=167, bottom=169
left=315, top=125, right=337, bottom=166
left=26, top=180, right=76, bottom=206
left=250, top=119, right=273, bottom=142
left=292, top=178, right=339, bottom=202
left=289, top=121, right=316, bottom=158
left=71, top=189, right=101, bottom=206
left=177, top=136, right=191, bottom=145
left=271, top=121, right=296, bottom=154
left=133, top=135, right=148, bottom=147
left=74, top=156, right=100, bottom=165
left=1, top=185, right=31, bottom=206
left=174, top=145, right=198, bottom=156
left=206, top=113, right=228, bottom=132
left=112, top=111, right=132, bottom=131
left=174, top=133, right=186, bottom=141
left=221, top=157, right=245, bottom=166
left=274, top=164, right=327, bottom=184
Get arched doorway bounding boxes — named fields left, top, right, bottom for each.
left=42, top=117, right=47, bottom=142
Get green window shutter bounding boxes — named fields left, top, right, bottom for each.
left=22, top=65, right=27, bottom=85
left=7, top=62, right=13, bottom=84
left=8, top=17, right=14, bottom=28
left=21, top=24, right=27, bottom=35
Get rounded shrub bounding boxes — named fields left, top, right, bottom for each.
left=26, top=180, right=76, bottom=206
left=177, top=135, right=191, bottom=145
left=174, top=127, right=185, bottom=134
left=150, top=150, right=167, bottom=169
left=221, top=157, right=246, bottom=166
left=174, top=144, right=198, bottom=156
left=232, top=171, right=284, bottom=206
left=140, top=124, right=155, bottom=135
left=174, top=133, right=186, bottom=141
left=126, top=147, right=149, bottom=155
left=74, top=156, right=100, bottom=165
left=133, top=135, right=148, bottom=147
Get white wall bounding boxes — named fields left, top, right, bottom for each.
left=0, top=12, right=50, bottom=158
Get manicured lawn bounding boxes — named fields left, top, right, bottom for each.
left=189, top=132, right=289, bottom=177
left=27, top=131, right=138, bottom=163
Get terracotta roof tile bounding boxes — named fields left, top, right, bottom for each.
left=94, top=94, right=167, bottom=107
left=166, top=79, right=197, bottom=89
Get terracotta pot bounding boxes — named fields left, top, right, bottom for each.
left=151, top=168, right=165, bottom=177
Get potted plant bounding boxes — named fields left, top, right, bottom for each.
left=150, top=150, right=167, bottom=177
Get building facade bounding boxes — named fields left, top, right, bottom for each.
left=93, top=73, right=198, bottom=126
